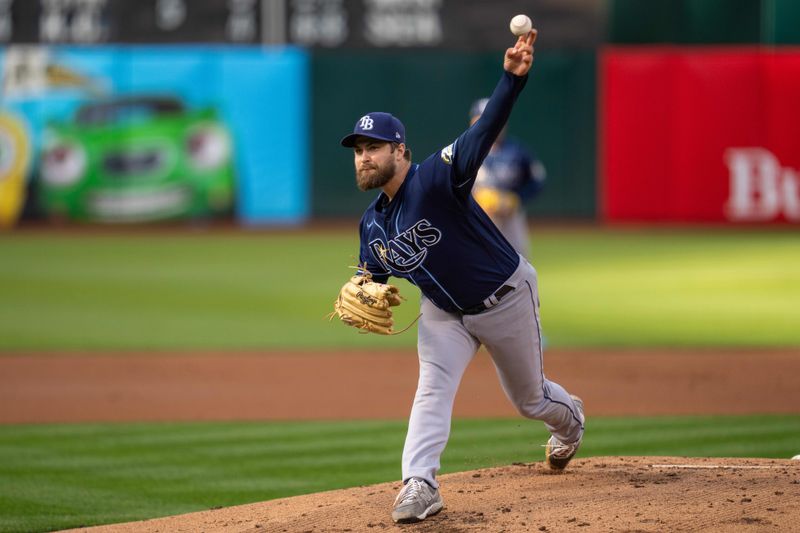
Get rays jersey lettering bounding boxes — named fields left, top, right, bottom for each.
left=370, top=219, right=442, bottom=273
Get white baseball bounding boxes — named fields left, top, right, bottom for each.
left=792, top=454, right=800, bottom=460
left=509, top=14, right=532, bottom=37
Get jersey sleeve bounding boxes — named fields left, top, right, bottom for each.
left=449, top=71, right=528, bottom=200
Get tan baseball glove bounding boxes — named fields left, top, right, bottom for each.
left=330, top=272, right=405, bottom=335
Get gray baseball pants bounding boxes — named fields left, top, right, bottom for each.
left=401, top=257, right=584, bottom=488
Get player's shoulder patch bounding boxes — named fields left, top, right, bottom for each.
left=440, top=143, right=454, bottom=165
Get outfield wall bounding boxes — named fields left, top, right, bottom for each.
left=0, top=46, right=309, bottom=226
left=609, top=0, right=800, bottom=45
left=3, top=1, right=800, bottom=227
left=601, top=0, right=800, bottom=225
left=600, top=47, right=800, bottom=223
left=310, top=50, right=597, bottom=219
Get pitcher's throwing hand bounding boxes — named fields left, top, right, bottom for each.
left=504, top=30, right=537, bottom=77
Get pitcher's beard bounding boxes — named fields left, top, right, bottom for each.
left=356, top=160, right=396, bottom=191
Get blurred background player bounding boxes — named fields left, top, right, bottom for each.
left=469, top=98, right=546, bottom=259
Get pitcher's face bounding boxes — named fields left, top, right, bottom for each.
left=353, top=139, right=398, bottom=191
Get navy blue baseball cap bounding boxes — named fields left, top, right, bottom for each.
left=340, top=112, right=406, bottom=147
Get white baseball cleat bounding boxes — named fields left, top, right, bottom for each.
left=391, top=477, right=444, bottom=523
left=545, top=395, right=585, bottom=471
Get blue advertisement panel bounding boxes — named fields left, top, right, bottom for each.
left=0, top=46, right=308, bottom=226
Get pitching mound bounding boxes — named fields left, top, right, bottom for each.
left=67, top=456, right=798, bottom=533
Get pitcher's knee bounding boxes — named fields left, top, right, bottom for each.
left=512, top=394, right=549, bottom=420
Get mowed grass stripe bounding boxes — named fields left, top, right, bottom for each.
left=1, top=415, right=799, bottom=532
left=586, top=423, right=798, bottom=456
left=2, top=228, right=799, bottom=350
left=534, top=230, right=800, bottom=347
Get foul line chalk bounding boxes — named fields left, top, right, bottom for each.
left=650, top=464, right=788, bottom=470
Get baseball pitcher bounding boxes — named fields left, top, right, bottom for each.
left=331, top=28, right=584, bottom=524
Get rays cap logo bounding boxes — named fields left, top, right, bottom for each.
left=341, top=112, right=406, bottom=147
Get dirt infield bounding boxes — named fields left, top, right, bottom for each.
left=5, top=348, right=800, bottom=532
left=64, top=456, right=800, bottom=533
left=2, top=348, right=800, bottom=423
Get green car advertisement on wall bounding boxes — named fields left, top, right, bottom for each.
left=40, top=96, right=235, bottom=223
left=1, top=46, right=309, bottom=226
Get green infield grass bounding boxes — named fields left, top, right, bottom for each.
left=0, top=227, right=798, bottom=350
left=0, top=415, right=798, bottom=533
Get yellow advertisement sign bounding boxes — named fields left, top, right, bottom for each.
left=0, top=112, right=31, bottom=228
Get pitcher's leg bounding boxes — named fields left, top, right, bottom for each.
left=466, top=268, right=583, bottom=444
left=402, top=298, right=479, bottom=488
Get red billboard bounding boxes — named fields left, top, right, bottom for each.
left=600, top=47, right=800, bottom=223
